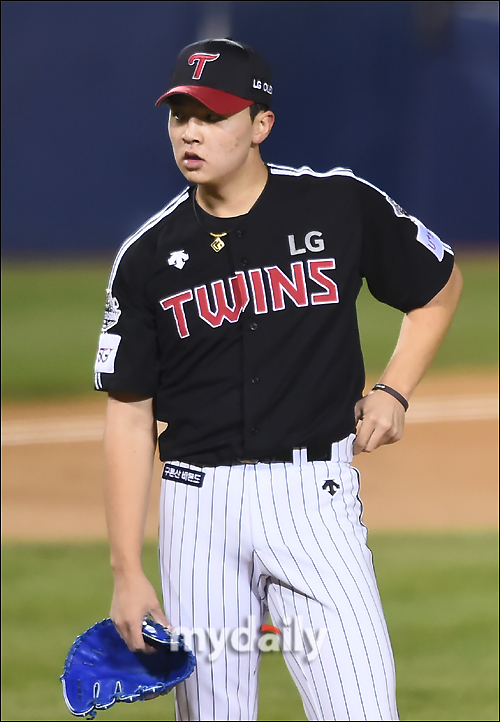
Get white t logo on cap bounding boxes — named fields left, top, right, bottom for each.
left=188, top=53, right=220, bottom=80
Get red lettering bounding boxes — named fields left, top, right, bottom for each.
left=195, top=272, right=249, bottom=328
left=308, top=259, right=339, bottom=305
left=159, top=261, right=340, bottom=339
left=159, top=290, right=193, bottom=338
left=248, top=269, right=268, bottom=314
left=265, top=262, right=308, bottom=311
left=188, top=52, right=220, bottom=80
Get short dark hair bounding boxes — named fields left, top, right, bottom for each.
left=249, top=102, right=270, bottom=121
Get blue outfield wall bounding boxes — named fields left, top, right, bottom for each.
left=1, top=0, right=498, bottom=256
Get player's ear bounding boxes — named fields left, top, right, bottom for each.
left=251, top=110, right=275, bottom=146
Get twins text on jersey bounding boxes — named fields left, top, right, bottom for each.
left=159, top=259, right=339, bottom=338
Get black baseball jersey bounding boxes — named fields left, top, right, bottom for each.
left=94, top=164, right=454, bottom=465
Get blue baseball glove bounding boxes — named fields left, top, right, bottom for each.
left=61, top=618, right=196, bottom=719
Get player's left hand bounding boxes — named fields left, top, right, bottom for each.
left=353, top=391, right=406, bottom=454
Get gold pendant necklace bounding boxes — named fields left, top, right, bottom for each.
left=193, top=193, right=235, bottom=253
left=210, top=233, right=227, bottom=252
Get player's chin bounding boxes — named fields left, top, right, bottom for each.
left=176, top=162, right=194, bottom=178
left=177, top=164, right=207, bottom=183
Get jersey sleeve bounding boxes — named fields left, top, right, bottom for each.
left=355, top=178, right=455, bottom=312
left=94, top=236, right=160, bottom=397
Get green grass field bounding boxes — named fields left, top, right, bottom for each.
left=1, top=254, right=498, bottom=399
left=1, top=534, right=498, bottom=721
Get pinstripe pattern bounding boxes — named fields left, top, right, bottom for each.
left=159, top=437, right=398, bottom=721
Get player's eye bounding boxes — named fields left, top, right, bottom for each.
left=205, top=113, right=225, bottom=123
left=169, top=108, right=188, bottom=123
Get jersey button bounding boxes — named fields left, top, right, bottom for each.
left=236, top=230, right=243, bottom=238
left=241, top=257, right=249, bottom=267
left=251, top=377, right=260, bottom=384
left=249, top=322, right=258, bottom=331
left=251, top=427, right=259, bottom=435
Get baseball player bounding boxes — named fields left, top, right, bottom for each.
left=95, top=38, right=462, bottom=721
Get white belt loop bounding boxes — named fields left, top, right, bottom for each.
left=292, top=447, right=308, bottom=465
left=330, top=434, right=356, bottom=464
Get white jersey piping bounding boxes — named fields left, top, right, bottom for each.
left=107, top=187, right=190, bottom=292
left=95, top=188, right=189, bottom=391
left=268, top=163, right=454, bottom=256
left=268, top=163, right=354, bottom=179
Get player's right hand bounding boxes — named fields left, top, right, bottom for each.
left=110, top=569, right=172, bottom=653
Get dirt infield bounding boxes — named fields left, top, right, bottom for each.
left=1, top=371, right=498, bottom=540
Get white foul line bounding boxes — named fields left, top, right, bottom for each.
left=405, top=394, right=498, bottom=423
left=2, top=416, right=105, bottom=446
left=1, top=394, right=498, bottom=447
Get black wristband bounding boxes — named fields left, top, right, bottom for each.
left=371, top=384, right=409, bottom=411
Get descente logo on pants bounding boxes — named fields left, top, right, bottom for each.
left=159, top=259, right=339, bottom=338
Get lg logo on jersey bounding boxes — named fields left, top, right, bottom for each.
left=159, top=259, right=339, bottom=339
left=288, top=231, right=325, bottom=256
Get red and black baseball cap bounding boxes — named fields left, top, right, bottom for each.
left=155, top=38, right=273, bottom=116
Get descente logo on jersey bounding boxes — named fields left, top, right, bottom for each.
left=159, top=259, right=339, bottom=339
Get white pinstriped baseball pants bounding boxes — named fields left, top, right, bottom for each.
left=159, top=435, right=398, bottom=721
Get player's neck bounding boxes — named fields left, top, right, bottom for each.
left=195, top=157, right=269, bottom=218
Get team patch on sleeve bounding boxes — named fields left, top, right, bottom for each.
left=101, top=291, right=121, bottom=332
left=94, top=333, right=121, bottom=374
left=385, top=193, right=445, bottom=261
left=162, top=463, right=205, bottom=487
left=414, top=219, right=445, bottom=261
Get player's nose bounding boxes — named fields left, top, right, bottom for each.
left=181, top=117, right=202, bottom=143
